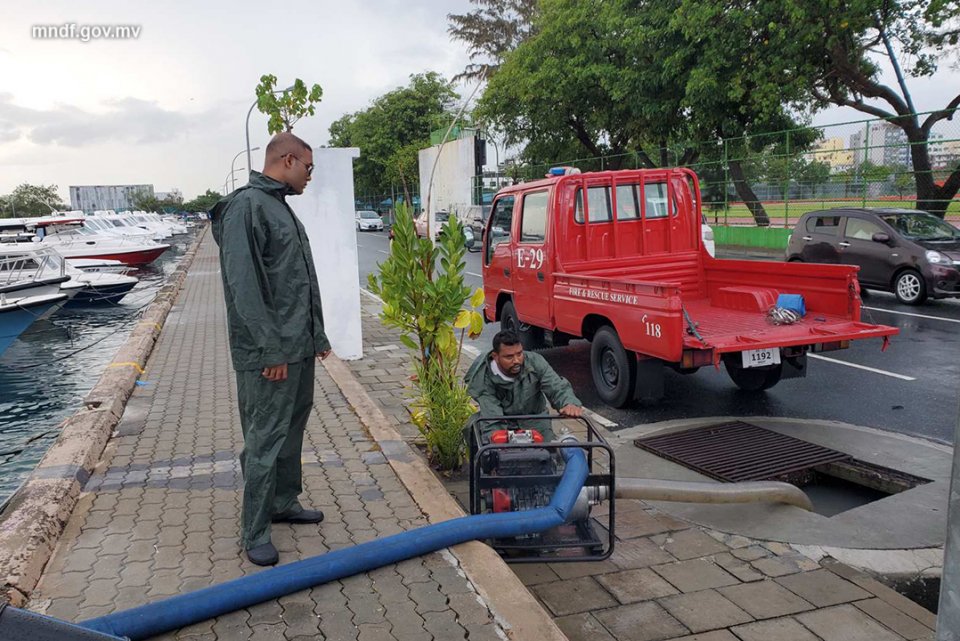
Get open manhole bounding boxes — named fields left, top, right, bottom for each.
left=635, top=421, right=931, bottom=516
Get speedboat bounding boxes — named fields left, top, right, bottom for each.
left=8, top=217, right=170, bottom=266
left=0, top=249, right=70, bottom=300
left=0, top=246, right=138, bottom=307
left=0, top=292, right=68, bottom=356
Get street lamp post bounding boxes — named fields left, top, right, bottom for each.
left=225, top=167, right=246, bottom=196
left=231, top=147, right=259, bottom=192
left=245, top=85, right=295, bottom=179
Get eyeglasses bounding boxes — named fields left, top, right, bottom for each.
left=286, top=154, right=314, bottom=176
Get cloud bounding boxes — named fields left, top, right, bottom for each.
left=0, top=94, right=228, bottom=147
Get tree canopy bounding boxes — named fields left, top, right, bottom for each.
left=0, top=184, right=67, bottom=218
left=182, top=189, right=223, bottom=213
left=328, top=72, right=458, bottom=198
left=255, top=75, right=324, bottom=135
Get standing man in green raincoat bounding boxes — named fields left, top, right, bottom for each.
left=210, top=132, right=331, bottom=566
left=465, top=330, right=583, bottom=442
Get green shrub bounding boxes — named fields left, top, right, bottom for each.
left=367, top=204, right=484, bottom=469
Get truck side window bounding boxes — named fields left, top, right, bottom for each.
left=616, top=184, right=639, bottom=220
left=574, top=187, right=612, bottom=223
left=644, top=183, right=669, bottom=219
left=520, top=191, right=549, bottom=243
left=485, top=195, right=515, bottom=264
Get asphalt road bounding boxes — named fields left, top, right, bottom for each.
left=355, top=230, right=960, bottom=444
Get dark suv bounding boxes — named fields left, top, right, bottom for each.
left=786, top=208, right=960, bottom=305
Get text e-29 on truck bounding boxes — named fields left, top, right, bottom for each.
left=480, top=167, right=899, bottom=408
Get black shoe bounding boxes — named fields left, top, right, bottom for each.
left=272, top=508, right=325, bottom=524
left=246, top=541, right=279, bottom=566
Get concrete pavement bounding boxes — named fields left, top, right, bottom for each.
left=9, top=230, right=941, bottom=641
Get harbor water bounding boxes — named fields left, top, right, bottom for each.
left=0, top=232, right=199, bottom=505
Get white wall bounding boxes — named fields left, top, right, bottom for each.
left=418, top=136, right=476, bottom=218
left=290, top=147, right=363, bottom=360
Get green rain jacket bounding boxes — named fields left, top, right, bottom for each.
left=464, top=349, right=581, bottom=432
left=210, top=171, right=330, bottom=371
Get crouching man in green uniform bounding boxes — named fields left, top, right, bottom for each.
left=210, top=132, right=331, bottom=566
left=464, top=330, right=583, bottom=442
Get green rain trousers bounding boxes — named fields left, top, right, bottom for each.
left=236, top=356, right=315, bottom=549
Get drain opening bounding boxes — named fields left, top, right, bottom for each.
left=774, top=460, right=931, bottom=517
left=635, top=422, right=931, bottom=516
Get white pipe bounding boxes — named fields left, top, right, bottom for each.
left=615, top=477, right=814, bottom=511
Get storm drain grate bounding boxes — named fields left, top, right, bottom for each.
left=634, top=421, right=851, bottom=482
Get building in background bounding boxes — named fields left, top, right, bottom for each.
left=807, top=137, right=855, bottom=173
left=155, top=188, right=183, bottom=203
left=850, top=123, right=909, bottom=168
left=69, top=184, right=154, bottom=212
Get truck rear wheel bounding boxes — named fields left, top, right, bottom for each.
left=590, top=326, right=637, bottom=407
left=723, top=355, right=782, bottom=392
left=500, top=301, right=545, bottom=349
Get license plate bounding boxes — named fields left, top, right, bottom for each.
left=742, top=348, right=781, bottom=368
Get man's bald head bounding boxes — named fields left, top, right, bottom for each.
left=262, top=132, right=314, bottom=195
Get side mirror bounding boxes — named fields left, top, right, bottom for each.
left=872, top=232, right=891, bottom=244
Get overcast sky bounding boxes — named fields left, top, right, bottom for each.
left=0, top=1, right=957, bottom=203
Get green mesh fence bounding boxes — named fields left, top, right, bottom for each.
left=473, top=110, right=960, bottom=228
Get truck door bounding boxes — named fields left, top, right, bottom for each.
left=483, top=195, right=516, bottom=320
left=512, top=189, right=552, bottom=328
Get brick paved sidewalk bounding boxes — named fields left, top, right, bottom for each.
left=26, top=235, right=508, bottom=641
left=346, top=291, right=939, bottom=641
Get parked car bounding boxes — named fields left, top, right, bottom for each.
left=466, top=205, right=492, bottom=252
left=701, top=214, right=715, bottom=257
left=414, top=211, right=450, bottom=238
left=355, top=210, right=384, bottom=232
left=785, top=207, right=960, bottom=305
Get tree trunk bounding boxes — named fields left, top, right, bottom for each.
left=728, top=160, right=769, bottom=226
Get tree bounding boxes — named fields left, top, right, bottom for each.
left=680, top=0, right=960, bottom=216
left=892, top=165, right=914, bottom=199
left=328, top=73, right=458, bottom=197
left=132, top=192, right=182, bottom=213
left=799, top=160, right=832, bottom=198
left=448, top=0, right=539, bottom=81
left=255, top=75, right=323, bottom=135
left=476, top=0, right=818, bottom=225
left=183, top=189, right=223, bottom=213
left=0, top=183, right=66, bottom=217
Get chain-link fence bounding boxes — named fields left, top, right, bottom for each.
left=473, top=110, right=960, bottom=227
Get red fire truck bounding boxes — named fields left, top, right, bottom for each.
left=480, top=168, right=899, bottom=407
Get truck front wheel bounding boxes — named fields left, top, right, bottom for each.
left=591, top=326, right=637, bottom=407
left=723, top=355, right=782, bottom=392
left=500, top=301, right=545, bottom=349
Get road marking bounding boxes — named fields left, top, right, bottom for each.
left=583, top=408, right=618, bottom=429
left=466, top=271, right=482, bottom=278
left=862, top=306, right=960, bottom=324
left=377, top=250, right=389, bottom=255
left=808, top=354, right=916, bottom=381
left=360, top=288, right=383, bottom=303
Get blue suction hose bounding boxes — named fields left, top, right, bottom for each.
left=79, top=446, right=589, bottom=640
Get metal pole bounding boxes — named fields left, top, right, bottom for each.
left=784, top=130, right=790, bottom=230
left=937, top=395, right=960, bottom=640
left=862, top=124, right=870, bottom=208
left=245, top=85, right=295, bottom=179
left=232, top=148, right=259, bottom=192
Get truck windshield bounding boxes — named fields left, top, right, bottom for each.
left=574, top=182, right=675, bottom=223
